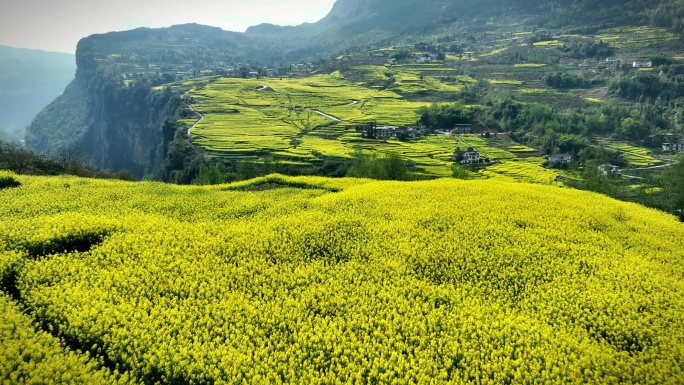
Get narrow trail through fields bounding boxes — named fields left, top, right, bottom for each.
left=255, top=83, right=351, bottom=124
left=629, top=162, right=676, bottom=171
left=182, top=93, right=204, bottom=136
left=359, top=98, right=372, bottom=111
left=187, top=105, right=204, bottom=136
left=307, top=109, right=346, bottom=123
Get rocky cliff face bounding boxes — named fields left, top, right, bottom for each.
left=26, top=49, right=182, bottom=177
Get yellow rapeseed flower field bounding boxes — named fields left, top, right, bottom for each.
left=1, top=171, right=683, bottom=384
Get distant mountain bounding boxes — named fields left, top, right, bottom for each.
left=0, top=46, right=75, bottom=142
left=246, top=0, right=683, bottom=46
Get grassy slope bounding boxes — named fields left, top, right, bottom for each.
left=185, top=74, right=461, bottom=177
left=1, top=171, right=683, bottom=384
left=180, top=21, right=683, bottom=181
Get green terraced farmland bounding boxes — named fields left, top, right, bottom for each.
left=183, top=74, right=464, bottom=176
left=481, top=158, right=563, bottom=186
left=609, top=143, right=663, bottom=167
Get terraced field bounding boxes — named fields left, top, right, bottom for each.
left=601, top=142, right=664, bottom=167
left=181, top=71, right=588, bottom=182
left=182, top=72, right=475, bottom=176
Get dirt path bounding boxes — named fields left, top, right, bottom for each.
left=307, top=109, right=346, bottom=123
left=359, top=98, right=372, bottom=111
left=256, top=82, right=350, bottom=124
left=187, top=104, right=204, bottom=136
left=182, top=94, right=204, bottom=136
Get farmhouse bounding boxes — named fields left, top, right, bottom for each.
left=453, top=147, right=482, bottom=164
left=633, top=60, right=653, bottom=68
left=647, top=133, right=677, bottom=145
left=358, top=123, right=426, bottom=140
left=374, top=126, right=397, bottom=139
left=547, top=153, right=572, bottom=167
left=453, top=124, right=473, bottom=134
left=606, top=58, right=619, bottom=64
left=248, top=71, right=259, bottom=78
left=599, top=164, right=621, bottom=178
left=663, top=143, right=684, bottom=152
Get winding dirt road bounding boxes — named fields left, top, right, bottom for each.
left=181, top=94, right=204, bottom=136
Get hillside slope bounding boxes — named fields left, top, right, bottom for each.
left=1, top=172, right=683, bottom=383
left=0, top=46, right=75, bottom=142
left=24, top=0, right=684, bottom=176
left=247, top=0, right=684, bottom=47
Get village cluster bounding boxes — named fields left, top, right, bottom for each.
left=356, top=119, right=683, bottom=175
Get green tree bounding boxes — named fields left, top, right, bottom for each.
left=617, top=117, right=649, bottom=141
left=655, top=155, right=684, bottom=220
left=195, top=162, right=239, bottom=185
left=346, top=151, right=409, bottom=181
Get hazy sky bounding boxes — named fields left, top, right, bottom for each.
left=0, top=0, right=337, bottom=54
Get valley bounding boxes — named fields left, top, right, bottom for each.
left=155, top=22, right=683, bottom=188
left=3, top=1, right=684, bottom=384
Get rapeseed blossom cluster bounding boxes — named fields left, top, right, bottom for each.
left=1, top=172, right=683, bottom=384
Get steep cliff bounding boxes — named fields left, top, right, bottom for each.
left=26, top=51, right=182, bottom=178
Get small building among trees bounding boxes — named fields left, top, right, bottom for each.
left=547, top=153, right=572, bottom=167
left=663, top=143, right=684, bottom=152
left=452, top=124, right=473, bottom=135
left=360, top=123, right=422, bottom=140
left=599, top=164, right=621, bottom=178
left=453, top=147, right=482, bottom=164
left=632, top=59, right=653, bottom=68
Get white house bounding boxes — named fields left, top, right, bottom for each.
left=663, top=143, right=684, bottom=152
left=374, top=125, right=399, bottom=139
left=633, top=60, right=653, bottom=68
left=599, top=164, right=621, bottom=178
left=547, top=153, right=572, bottom=167
left=453, top=147, right=481, bottom=164
left=453, top=124, right=473, bottom=135
left=462, top=150, right=481, bottom=164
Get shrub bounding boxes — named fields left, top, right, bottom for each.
left=0, top=175, right=20, bottom=189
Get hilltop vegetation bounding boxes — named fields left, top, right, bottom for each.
left=1, top=171, right=684, bottom=384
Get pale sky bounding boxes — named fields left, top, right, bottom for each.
left=0, top=0, right=337, bottom=54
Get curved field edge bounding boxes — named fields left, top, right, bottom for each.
left=1, top=171, right=683, bottom=384
left=0, top=293, right=135, bottom=384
